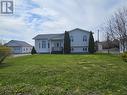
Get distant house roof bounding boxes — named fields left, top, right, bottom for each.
left=5, top=40, right=32, bottom=47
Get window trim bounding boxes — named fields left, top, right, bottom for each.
left=83, top=35, right=87, bottom=42
left=42, top=41, right=46, bottom=48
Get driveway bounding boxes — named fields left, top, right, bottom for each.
left=12, top=54, right=31, bottom=57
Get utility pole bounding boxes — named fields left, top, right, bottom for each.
left=107, top=32, right=110, bottom=54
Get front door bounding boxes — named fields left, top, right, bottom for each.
left=52, top=41, right=62, bottom=51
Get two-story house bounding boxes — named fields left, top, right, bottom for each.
left=33, top=28, right=90, bottom=54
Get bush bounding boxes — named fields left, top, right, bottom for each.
left=121, top=52, right=127, bottom=62
left=64, top=31, right=71, bottom=54
left=0, top=46, right=11, bottom=64
left=31, top=47, right=37, bottom=55
left=88, top=32, right=95, bottom=54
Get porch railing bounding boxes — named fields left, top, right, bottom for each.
left=52, top=47, right=63, bottom=51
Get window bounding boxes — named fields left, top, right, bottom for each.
left=83, top=35, right=87, bottom=42
left=85, top=48, right=87, bottom=51
left=83, top=47, right=87, bottom=51
left=42, top=41, right=46, bottom=48
left=39, top=43, right=41, bottom=49
left=71, top=48, right=74, bottom=51
left=14, top=47, right=20, bottom=51
left=70, top=36, right=73, bottom=42
left=57, top=43, right=59, bottom=47
left=48, top=43, right=50, bottom=48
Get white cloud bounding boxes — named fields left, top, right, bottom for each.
left=0, top=0, right=127, bottom=45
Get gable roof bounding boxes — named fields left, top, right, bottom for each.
left=33, top=33, right=64, bottom=40
left=5, top=40, right=32, bottom=47
left=33, top=28, right=90, bottom=40
left=68, top=28, right=90, bottom=33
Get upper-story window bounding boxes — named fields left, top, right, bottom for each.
left=70, top=36, right=73, bottom=42
left=83, top=35, right=87, bottom=42
left=42, top=41, right=46, bottom=48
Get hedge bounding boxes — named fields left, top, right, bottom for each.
left=0, top=46, right=11, bottom=63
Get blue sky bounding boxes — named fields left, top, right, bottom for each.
left=0, top=0, right=127, bottom=45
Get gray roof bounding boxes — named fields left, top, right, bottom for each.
left=33, top=33, right=64, bottom=40
left=68, top=28, right=90, bottom=33
left=5, top=40, right=32, bottom=47
left=33, top=28, right=90, bottom=40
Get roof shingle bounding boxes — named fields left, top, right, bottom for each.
left=5, top=40, right=32, bottom=47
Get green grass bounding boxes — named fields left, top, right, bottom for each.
left=0, top=54, right=127, bottom=95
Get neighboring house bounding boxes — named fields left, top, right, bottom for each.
left=5, top=40, right=33, bottom=54
left=119, top=42, right=127, bottom=53
left=97, top=42, right=103, bottom=51
left=33, top=28, right=90, bottom=54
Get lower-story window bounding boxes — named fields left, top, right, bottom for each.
left=83, top=47, right=87, bottom=51
left=71, top=48, right=74, bottom=51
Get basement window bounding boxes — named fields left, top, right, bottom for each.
left=70, top=36, right=73, bottom=42
left=71, top=48, right=74, bottom=51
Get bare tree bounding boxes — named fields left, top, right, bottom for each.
left=107, top=32, right=110, bottom=54
left=105, top=7, right=127, bottom=52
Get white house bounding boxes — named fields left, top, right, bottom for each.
left=97, top=42, right=103, bottom=51
left=5, top=40, right=33, bottom=54
left=119, top=42, right=127, bottom=53
left=33, top=28, right=90, bottom=54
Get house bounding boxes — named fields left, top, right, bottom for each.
left=5, top=40, right=33, bottom=54
left=97, top=42, right=103, bottom=51
left=119, top=42, right=127, bottom=53
left=33, top=28, right=90, bottom=54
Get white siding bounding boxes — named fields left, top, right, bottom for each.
left=71, top=46, right=88, bottom=53
left=69, top=29, right=90, bottom=53
left=34, top=29, right=90, bottom=54
left=11, top=47, right=22, bottom=54
left=51, top=40, right=63, bottom=48
left=35, top=39, right=49, bottom=53
left=10, top=46, right=32, bottom=54
left=21, top=47, right=32, bottom=53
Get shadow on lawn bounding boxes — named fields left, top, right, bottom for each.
left=0, top=63, right=12, bottom=69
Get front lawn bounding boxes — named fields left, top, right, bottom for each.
left=0, top=54, right=127, bottom=95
